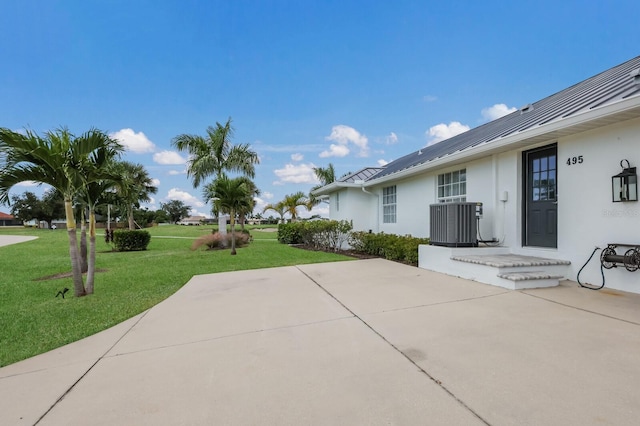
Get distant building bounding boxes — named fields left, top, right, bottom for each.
left=178, top=216, right=206, bottom=226
left=0, top=212, right=20, bottom=226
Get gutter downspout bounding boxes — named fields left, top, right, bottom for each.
left=359, top=183, right=379, bottom=233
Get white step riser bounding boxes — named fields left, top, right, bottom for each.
left=419, top=245, right=571, bottom=290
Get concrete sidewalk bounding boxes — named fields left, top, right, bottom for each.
left=2, top=259, right=640, bottom=425
left=0, top=235, right=37, bottom=247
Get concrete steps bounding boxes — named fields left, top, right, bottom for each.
left=419, top=246, right=571, bottom=290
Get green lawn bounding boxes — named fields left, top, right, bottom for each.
left=0, top=225, right=351, bottom=367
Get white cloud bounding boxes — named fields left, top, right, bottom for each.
left=189, top=209, right=211, bottom=219
left=423, top=95, right=437, bottom=102
left=168, top=169, right=187, bottom=176
left=385, top=132, right=398, bottom=145
left=304, top=204, right=329, bottom=219
left=139, top=196, right=158, bottom=211
left=291, top=153, right=304, bottom=161
left=109, top=128, right=156, bottom=153
left=262, top=191, right=274, bottom=200
left=319, top=144, right=350, bottom=158
left=377, top=159, right=389, bottom=166
left=273, top=163, right=319, bottom=185
left=153, top=150, right=186, bottom=165
left=253, top=197, right=269, bottom=213
left=166, top=188, right=205, bottom=208
left=426, top=121, right=470, bottom=145
left=481, top=103, right=517, bottom=121
left=151, top=178, right=160, bottom=186
left=324, top=124, right=369, bottom=157
left=16, top=180, right=39, bottom=187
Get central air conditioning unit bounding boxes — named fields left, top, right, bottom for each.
left=430, top=202, right=478, bottom=247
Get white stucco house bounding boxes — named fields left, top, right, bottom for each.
left=178, top=216, right=206, bottom=226
left=313, top=55, right=640, bottom=294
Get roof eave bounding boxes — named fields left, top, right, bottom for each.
left=311, top=181, right=364, bottom=196
left=364, top=96, right=640, bottom=187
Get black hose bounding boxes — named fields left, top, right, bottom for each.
left=576, top=247, right=606, bottom=290
left=476, top=217, right=502, bottom=247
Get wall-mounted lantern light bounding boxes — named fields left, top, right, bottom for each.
left=612, top=159, right=638, bottom=202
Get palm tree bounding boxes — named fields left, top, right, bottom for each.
left=235, top=176, right=260, bottom=230
left=281, top=191, right=311, bottom=222
left=263, top=201, right=286, bottom=223
left=310, top=163, right=336, bottom=205
left=203, top=176, right=251, bottom=255
left=113, top=161, right=157, bottom=230
left=172, top=118, right=259, bottom=238
left=313, top=163, right=336, bottom=187
left=79, top=157, right=123, bottom=294
left=0, top=127, right=122, bottom=297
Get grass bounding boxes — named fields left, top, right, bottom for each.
left=0, top=225, right=351, bottom=367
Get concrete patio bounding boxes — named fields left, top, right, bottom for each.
left=2, top=258, right=639, bottom=425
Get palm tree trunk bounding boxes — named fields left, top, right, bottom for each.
left=128, top=205, right=135, bottom=230
left=80, top=208, right=88, bottom=273
left=239, top=212, right=246, bottom=231
left=65, top=200, right=86, bottom=297
left=86, top=210, right=97, bottom=294
left=230, top=212, right=236, bottom=255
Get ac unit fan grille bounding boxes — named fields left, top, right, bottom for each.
left=430, top=202, right=478, bottom=247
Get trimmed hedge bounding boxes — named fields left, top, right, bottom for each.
left=277, top=222, right=303, bottom=244
left=348, top=231, right=429, bottom=266
left=278, top=222, right=429, bottom=266
left=113, top=230, right=151, bottom=252
left=278, top=220, right=353, bottom=251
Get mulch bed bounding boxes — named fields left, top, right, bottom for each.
left=290, top=244, right=380, bottom=260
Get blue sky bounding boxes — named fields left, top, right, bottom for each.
left=1, top=0, right=639, bottom=218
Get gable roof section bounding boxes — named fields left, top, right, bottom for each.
left=0, top=212, right=14, bottom=220
left=369, top=55, right=640, bottom=182
left=312, top=167, right=386, bottom=196
left=339, top=167, right=386, bottom=183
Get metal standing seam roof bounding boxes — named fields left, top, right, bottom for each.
left=338, top=167, right=386, bottom=183
left=369, top=55, right=640, bottom=181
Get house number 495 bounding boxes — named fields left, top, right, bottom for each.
left=566, top=155, right=584, bottom=165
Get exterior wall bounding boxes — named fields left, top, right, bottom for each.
left=370, top=159, right=498, bottom=239
left=327, top=117, right=640, bottom=294
left=330, top=188, right=378, bottom=233
left=465, top=157, right=496, bottom=242
left=414, top=116, right=640, bottom=293
left=376, top=174, right=435, bottom=237
left=554, top=117, right=640, bottom=293
left=503, top=117, right=640, bottom=293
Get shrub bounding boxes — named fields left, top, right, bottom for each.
left=277, top=223, right=303, bottom=244
left=348, top=231, right=386, bottom=256
left=113, top=230, right=151, bottom=251
left=348, top=231, right=429, bottom=266
left=191, top=232, right=251, bottom=251
left=278, top=220, right=352, bottom=251
left=308, top=220, right=352, bottom=251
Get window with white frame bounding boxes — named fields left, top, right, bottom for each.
left=382, top=185, right=396, bottom=223
left=437, top=169, right=467, bottom=203
left=335, top=191, right=340, bottom=211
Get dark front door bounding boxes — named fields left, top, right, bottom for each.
left=524, top=145, right=557, bottom=248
